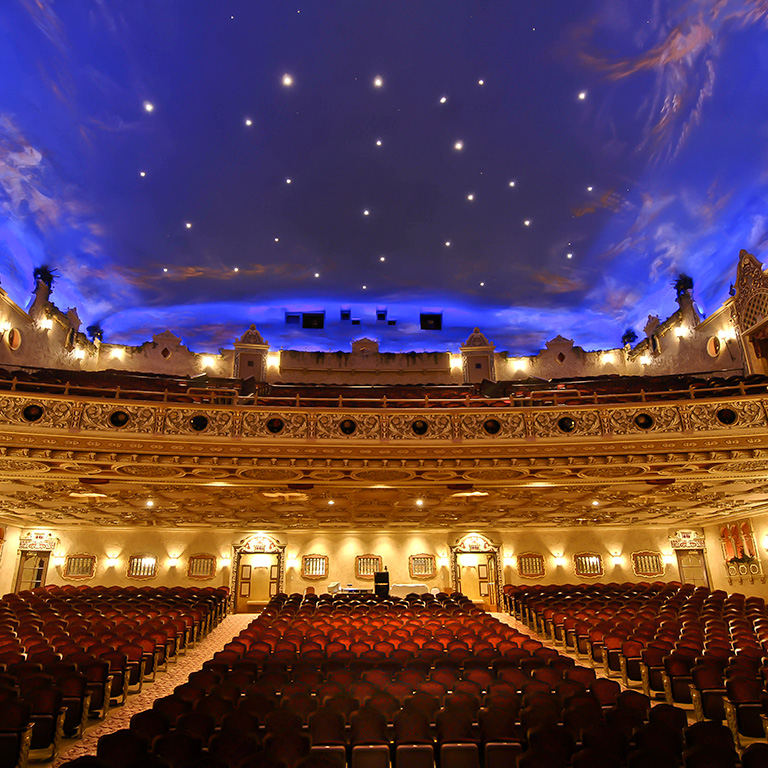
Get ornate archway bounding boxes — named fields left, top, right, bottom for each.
left=449, top=533, right=501, bottom=611
left=230, top=534, right=285, bottom=612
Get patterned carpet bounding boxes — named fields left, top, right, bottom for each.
left=51, top=613, right=255, bottom=766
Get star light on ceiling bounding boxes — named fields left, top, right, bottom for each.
left=439, top=96, right=447, bottom=104
left=282, top=74, right=294, bottom=87
left=163, top=268, right=168, bottom=273
left=143, top=101, right=154, bottom=112
left=454, top=140, right=464, bottom=151
left=373, top=75, right=383, bottom=87
left=523, top=220, right=531, bottom=227
left=139, top=171, right=146, bottom=177
left=363, top=209, right=370, bottom=216
left=274, top=237, right=279, bottom=242
left=233, top=267, right=239, bottom=272
left=314, top=272, right=320, bottom=278
left=362, top=285, right=367, bottom=289
left=185, top=222, right=192, bottom=229
left=285, top=178, right=292, bottom=184
left=445, top=241, right=451, bottom=247
left=375, top=139, right=382, bottom=146
left=478, top=79, right=485, bottom=85
left=379, top=256, right=386, bottom=262
left=466, top=193, right=474, bottom=201
left=567, top=253, right=573, bottom=259
left=587, top=186, right=593, bottom=191
left=578, top=91, right=587, bottom=100
left=244, top=118, right=253, bottom=126
left=509, top=180, right=516, bottom=187
left=480, top=281, right=485, bottom=286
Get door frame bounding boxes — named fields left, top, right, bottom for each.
left=230, top=534, right=285, bottom=612
left=450, top=533, right=501, bottom=609
left=675, top=548, right=711, bottom=589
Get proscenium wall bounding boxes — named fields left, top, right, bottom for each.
left=0, top=526, right=691, bottom=597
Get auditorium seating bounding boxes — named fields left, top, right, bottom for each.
left=0, top=584, right=227, bottom=765
left=61, top=587, right=768, bottom=768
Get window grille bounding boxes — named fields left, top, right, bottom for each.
left=187, top=554, right=216, bottom=579
left=409, top=554, right=436, bottom=579
left=128, top=555, right=157, bottom=579
left=63, top=554, right=96, bottom=579
left=517, top=553, right=545, bottom=579
left=355, top=554, right=382, bottom=580
left=573, top=553, right=604, bottom=578
left=631, top=551, right=665, bottom=577
left=301, top=554, right=328, bottom=579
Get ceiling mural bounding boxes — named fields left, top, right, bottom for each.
left=2, top=1, right=767, bottom=354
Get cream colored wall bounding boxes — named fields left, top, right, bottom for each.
left=0, top=527, right=22, bottom=595
left=11, top=524, right=768, bottom=598
left=498, top=527, right=681, bottom=586
left=41, top=528, right=234, bottom=589
left=283, top=532, right=453, bottom=593
left=703, top=513, right=768, bottom=598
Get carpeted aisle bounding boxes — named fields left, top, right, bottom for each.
left=53, top=613, right=255, bottom=766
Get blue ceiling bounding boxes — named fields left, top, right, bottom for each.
left=0, top=0, right=766, bottom=354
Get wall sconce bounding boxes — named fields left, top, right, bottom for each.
left=503, top=555, right=516, bottom=568
left=73, top=348, right=86, bottom=360
left=674, top=326, right=688, bottom=338
left=437, top=556, right=450, bottom=568
left=200, top=356, right=215, bottom=369
left=51, top=555, right=66, bottom=567
left=287, top=558, right=300, bottom=569
left=662, top=553, right=675, bottom=565
left=601, top=353, right=615, bottom=365
left=449, top=354, right=462, bottom=370
left=509, top=358, right=528, bottom=372
left=638, top=355, right=650, bottom=365
left=105, top=556, right=120, bottom=567
left=168, top=556, right=180, bottom=568
left=611, top=555, right=623, bottom=566
left=554, top=555, right=566, bottom=567
left=39, top=318, right=53, bottom=331
left=267, top=352, right=281, bottom=369
left=0, top=322, right=11, bottom=334
left=717, top=328, right=737, bottom=341
left=219, top=557, right=232, bottom=568
left=110, top=347, right=125, bottom=359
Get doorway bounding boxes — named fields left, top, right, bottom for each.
left=235, top=553, right=279, bottom=613
left=231, top=535, right=285, bottom=613
left=450, top=534, right=501, bottom=611
left=676, top=549, right=710, bottom=588
left=15, top=551, right=50, bottom=592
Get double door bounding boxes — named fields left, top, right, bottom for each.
left=235, top=553, right=279, bottom=612
left=455, top=552, right=498, bottom=611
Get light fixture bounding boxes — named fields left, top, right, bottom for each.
left=139, top=171, right=146, bottom=177
left=416, top=499, right=424, bottom=507
left=674, top=326, right=688, bottom=338
left=219, top=557, right=232, bottom=568
left=244, top=118, right=253, bottom=126
left=146, top=500, right=154, bottom=507
left=509, top=181, right=516, bottom=187
left=578, top=91, right=587, bottom=100
left=639, top=355, right=651, bottom=365
left=611, top=555, right=623, bottom=566
left=554, top=556, right=567, bottom=567
left=51, top=555, right=66, bottom=567
left=591, top=500, right=599, bottom=506
left=287, top=558, right=300, bottom=569
left=282, top=74, right=294, bottom=87
left=267, top=352, right=281, bottom=369
left=185, top=222, right=192, bottom=229
left=168, top=556, right=180, bottom=567
left=201, top=356, right=215, bottom=368
left=662, top=553, right=675, bottom=565
left=110, top=348, right=125, bottom=359
left=437, top=556, right=450, bottom=567
left=73, top=348, right=86, bottom=360
left=450, top=354, right=462, bottom=369
left=601, top=353, right=615, bottom=365
left=454, top=140, right=464, bottom=151
left=373, top=75, right=383, bottom=88
left=143, top=101, right=154, bottom=112
left=439, top=96, right=447, bottom=104
left=510, top=358, right=528, bottom=372
left=106, top=556, right=120, bottom=567
left=39, top=318, right=53, bottom=330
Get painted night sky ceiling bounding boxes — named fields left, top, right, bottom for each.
left=0, top=0, right=767, bottom=355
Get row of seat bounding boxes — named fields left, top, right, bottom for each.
left=61, top=589, right=768, bottom=768
left=0, top=585, right=228, bottom=767
left=509, top=581, right=768, bottom=751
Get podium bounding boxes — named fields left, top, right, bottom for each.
left=374, top=570, right=390, bottom=597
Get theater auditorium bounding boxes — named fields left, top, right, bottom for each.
left=3, top=2, right=768, bottom=767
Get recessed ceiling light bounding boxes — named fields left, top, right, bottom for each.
left=416, top=499, right=424, bottom=506
left=328, top=499, right=335, bottom=505
left=146, top=500, right=154, bottom=507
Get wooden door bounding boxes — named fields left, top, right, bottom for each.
left=235, top=553, right=279, bottom=612
left=15, top=551, right=49, bottom=592
left=676, top=550, right=710, bottom=588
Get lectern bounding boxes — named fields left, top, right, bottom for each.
left=374, top=568, right=389, bottom=597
